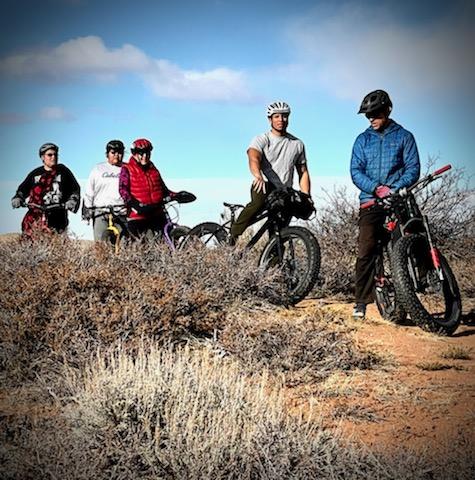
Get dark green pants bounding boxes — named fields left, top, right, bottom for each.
left=230, top=183, right=272, bottom=239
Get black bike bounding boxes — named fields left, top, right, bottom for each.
left=362, top=165, right=462, bottom=335
left=184, top=188, right=321, bottom=305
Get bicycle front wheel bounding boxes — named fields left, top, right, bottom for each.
left=101, top=228, right=121, bottom=253
left=183, top=222, right=229, bottom=248
left=169, top=225, right=190, bottom=249
left=391, top=234, right=462, bottom=335
left=259, top=226, right=321, bottom=304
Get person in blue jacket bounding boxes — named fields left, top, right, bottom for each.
left=350, top=90, right=420, bottom=318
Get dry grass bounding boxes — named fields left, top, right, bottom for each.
left=439, top=345, right=472, bottom=360
left=2, top=345, right=474, bottom=480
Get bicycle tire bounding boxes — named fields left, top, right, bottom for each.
left=169, top=225, right=191, bottom=248
left=183, top=222, right=229, bottom=248
left=374, top=249, right=407, bottom=324
left=100, top=229, right=121, bottom=253
left=391, top=234, right=461, bottom=335
left=259, top=226, right=320, bottom=305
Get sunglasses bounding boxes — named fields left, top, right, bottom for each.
left=109, top=149, right=124, bottom=154
left=135, top=149, right=152, bottom=155
left=365, top=110, right=386, bottom=120
left=44, top=152, right=58, bottom=157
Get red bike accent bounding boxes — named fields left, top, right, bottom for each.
left=386, top=220, right=397, bottom=232
left=433, top=164, right=451, bottom=176
left=430, top=247, right=441, bottom=269
left=361, top=199, right=375, bottom=209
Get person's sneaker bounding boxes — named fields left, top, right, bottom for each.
left=352, top=303, right=366, bottom=319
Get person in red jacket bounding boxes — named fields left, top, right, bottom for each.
left=119, top=138, right=175, bottom=240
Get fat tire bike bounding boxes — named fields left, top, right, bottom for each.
left=184, top=188, right=321, bottom=305
left=89, top=191, right=196, bottom=252
left=362, top=165, right=462, bottom=335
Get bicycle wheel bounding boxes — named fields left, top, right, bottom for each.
left=391, top=234, right=462, bottom=335
left=101, top=228, right=121, bottom=253
left=259, top=226, right=321, bottom=304
left=374, top=249, right=407, bottom=324
left=184, top=222, right=229, bottom=248
left=169, top=225, right=190, bottom=249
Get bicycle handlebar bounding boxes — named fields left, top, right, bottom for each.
left=360, top=164, right=452, bottom=210
left=25, top=202, right=65, bottom=211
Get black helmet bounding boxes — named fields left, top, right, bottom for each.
left=39, top=142, right=59, bottom=157
left=106, top=139, right=125, bottom=153
left=358, top=90, right=392, bottom=114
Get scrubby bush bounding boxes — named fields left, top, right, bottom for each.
left=220, top=309, right=387, bottom=385
left=0, top=236, right=284, bottom=385
left=2, top=345, right=473, bottom=480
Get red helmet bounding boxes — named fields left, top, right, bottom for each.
left=131, top=138, right=153, bottom=154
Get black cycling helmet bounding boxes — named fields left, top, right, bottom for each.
left=358, top=90, right=392, bottom=114
left=106, top=139, right=125, bottom=153
left=39, top=142, right=59, bottom=157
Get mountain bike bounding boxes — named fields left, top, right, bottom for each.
left=184, top=188, right=321, bottom=304
left=21, top=202, right=67, bottom=238
left=89, top=204, right=128, bottom=254
left=361, top=165, right=462, bottom=335
left=92, top=191, right=196, bottom=252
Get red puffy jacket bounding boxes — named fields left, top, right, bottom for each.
left=121, top=158, right=168, bottom=220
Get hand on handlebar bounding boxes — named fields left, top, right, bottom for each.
left=11, top=197, right=23, bottom=209
left=375, top=185, right=393, bottom=199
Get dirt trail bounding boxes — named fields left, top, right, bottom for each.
left=291, top=300, right=475, bottom=452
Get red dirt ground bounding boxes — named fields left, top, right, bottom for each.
left=291, top=300, right=475, bottom=453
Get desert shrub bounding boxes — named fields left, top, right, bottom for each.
left=309, top=161, right=475, bottom=300
left=220, top=309, right=388, bottom=385
left=3, top=345, right=472, bottom=480
left=0, top=235, right=284, bottom=384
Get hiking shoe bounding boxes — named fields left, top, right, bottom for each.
left=352, top=303, right=366, bottom=319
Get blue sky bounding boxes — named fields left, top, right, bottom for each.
left=1, top=0, right=474, bottom=238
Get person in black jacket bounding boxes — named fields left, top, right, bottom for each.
left=11, top=142, right=80, bottom=236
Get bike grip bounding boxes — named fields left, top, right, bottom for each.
left=360, top=199, right=376, bottom=209
left=433, top=164, right=451, bottom=176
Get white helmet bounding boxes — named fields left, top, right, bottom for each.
left=266, top=101, right=291, bottom=117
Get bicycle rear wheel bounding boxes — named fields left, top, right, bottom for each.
left=184, top=222, right=229, bottom=248
left=259, top=226, right=320, bottom=304
left=374, top=248, right=407, bottom=324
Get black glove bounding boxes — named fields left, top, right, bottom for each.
left=11, top=196, right=23, bottom=209
left=128, top=198, right=157, bottom=215
left=82, top=203, right=93, bottom=221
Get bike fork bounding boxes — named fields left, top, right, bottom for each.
left=423, top=216, right=444, bottom=281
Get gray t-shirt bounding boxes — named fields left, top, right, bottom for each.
left=248, top=131, right=307, bottom=187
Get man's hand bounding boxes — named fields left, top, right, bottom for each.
left=375, top=185, right=392, bottom=198
left=252, top=174, right=266, bottom=193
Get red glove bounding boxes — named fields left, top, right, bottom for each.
left=375, top=185, right=392, bottom=198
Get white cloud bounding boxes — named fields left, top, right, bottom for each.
left=39, top=106, right=76, bottom=121
left=0, top=36, right=251, bottom=102
left=287, top=2, right=475, bottom=101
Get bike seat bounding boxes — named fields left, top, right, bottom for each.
left=223, top=202, right=244, bottom=212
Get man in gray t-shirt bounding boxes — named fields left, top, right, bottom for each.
left=230, top=101, right=313, bottom=242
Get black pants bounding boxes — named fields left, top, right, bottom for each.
left=127, top=212, right=167, bottom=242
left=354, top=205, right=387, bottom=304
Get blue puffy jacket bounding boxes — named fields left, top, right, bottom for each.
left=350, top=119, right=420, bottom=203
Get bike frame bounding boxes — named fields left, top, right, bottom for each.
left=24, top=202, right=66, bottom=234
left=362, top=165, right=452, bottom=290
